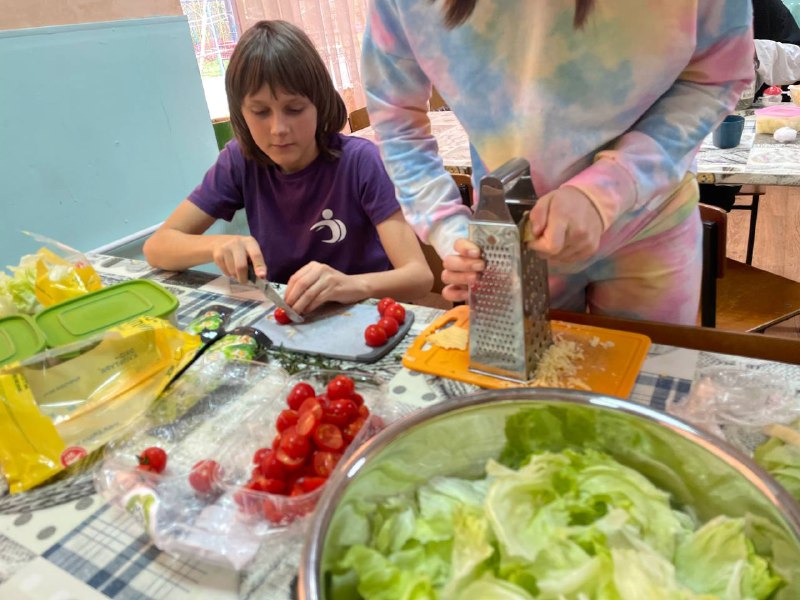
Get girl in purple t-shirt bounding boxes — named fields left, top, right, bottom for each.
left=144, top=20, right=432, bottom=315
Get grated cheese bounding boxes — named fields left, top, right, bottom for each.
left=527, top=334, right=588, bottom=389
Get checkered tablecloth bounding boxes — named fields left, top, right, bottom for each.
left=2, top=255, right=798, bottom=599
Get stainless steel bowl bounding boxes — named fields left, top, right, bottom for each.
left=298, top=389, right=800, bottom=599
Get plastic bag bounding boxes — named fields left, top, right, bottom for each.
left=24, top=231, right=103, bottom=307
left=0, top=316, right=201, bottom=493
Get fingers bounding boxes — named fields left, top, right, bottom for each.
left=442, top=283, right=470, bottom=303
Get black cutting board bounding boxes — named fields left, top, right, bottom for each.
left=247, top=302, right=414, bottom=363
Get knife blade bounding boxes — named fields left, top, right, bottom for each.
left=246, top=263, right=305, bottom=323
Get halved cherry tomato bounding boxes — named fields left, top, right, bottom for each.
left=364, top=324, right=388, bottom=347
left=262, top=497, right=286, bottom=523
left=296, top=409, right=321, bottom=437
left=324, top=398, right=358, bottom=427
left=253, top=446, right=271, bottom=465
left=384, top=303, right=406, bottom=325
left=377, top=297, right=396, bottom=316
left=189, top=459, right=221, bottom=494
left=234, top=489, right=262, bottom=515
left=295, top=476, right=327, bottom=493
left=272, top=434, right=281, bottom=450
left=257, top=450, right=286, bottom=480
left=351, top=392, right=364, bottom=407
left=274, top=308, right=292, bottom=325
left=326, top=375, right=355, bottom=400
left=358, top=404, right=371, bottom=419
left=279, top=426, right=311, bottom=460
left=286, top=382, right=315, bottom=410
left=298, top=397, right=323, bottom=421
left=313, top=423, right=344, bottom=451
left=137, top=446, right=167, bottom=474
left=276, top=409, right=299, bottom=432
left=343, top=417, right=367, bottom=444
left=312, top=451, right=342, bottom=477
left=377, top=316, right=399, bottom=337
left=276, top=448, right=305, bottom=469
left=248, top=476, right=286, bottom=495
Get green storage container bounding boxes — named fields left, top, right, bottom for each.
left=35, top=280, right=179, bottom=347
left=0, top=313, right=46, bottom=367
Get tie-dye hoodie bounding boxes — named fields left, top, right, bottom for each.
left=361, top=0, right=755, bottom=258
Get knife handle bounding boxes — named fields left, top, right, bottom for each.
left=246, top=259, right=259, bottom=284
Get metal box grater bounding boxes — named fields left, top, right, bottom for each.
left=468, top=158, right=552, bottom=382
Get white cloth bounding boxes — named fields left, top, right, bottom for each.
left=755, top=39, right=800, bottom=87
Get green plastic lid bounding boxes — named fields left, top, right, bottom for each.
left=35, top=279, right=179, bottom=347
left=0, top=313, right=46, bottom=367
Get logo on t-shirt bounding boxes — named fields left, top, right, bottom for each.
left=310, top=209, right=347, bottom=243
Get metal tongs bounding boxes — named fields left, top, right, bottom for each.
left=467, top=157, right=552, bottom=382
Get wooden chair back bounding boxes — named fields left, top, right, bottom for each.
left=429, top=87, right=449, bottom=111
left=348, top=107, right=370, bottom=132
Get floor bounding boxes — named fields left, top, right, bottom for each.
left=726, top=186, right=800, bottom=339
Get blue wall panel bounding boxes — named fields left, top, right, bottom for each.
left=0, top=16, right=219, bottom=266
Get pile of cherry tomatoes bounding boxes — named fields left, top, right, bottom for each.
left=234, top=374, right=373, bottom=523
left=364, top=297, right=406, bottom=347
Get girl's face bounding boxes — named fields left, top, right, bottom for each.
left=242, top=85, right=319, bottom=173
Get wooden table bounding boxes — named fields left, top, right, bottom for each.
left=2, top=255, right=800, bottom=599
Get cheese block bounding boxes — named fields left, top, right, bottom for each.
left=755, top=104, right=800, bottom=134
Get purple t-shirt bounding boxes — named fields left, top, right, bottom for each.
left=188, top=134, right=400, bottom=283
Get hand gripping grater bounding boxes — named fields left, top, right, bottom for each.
left=468, top=157, right=552, bottom=382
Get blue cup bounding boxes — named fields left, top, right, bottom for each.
left=712, top=115, right=745, bottom=149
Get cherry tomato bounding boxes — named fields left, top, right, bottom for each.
left=358, top=404, right=371, bottom=419
left=313, top=423, right=344, bottom=452
left=384, top=303, right=406, bottom=325
left=298, top=397, right=324, bottom=420
left=274, top=308, right=292, bottom=325
left=364, top=324, right=388, bottom=347
left=276, top=409, right=299, bottom=432
left=295, top=476, right=327, bottom=493
left=377, top=297, right=397, bottom=316
left=312, top=451, right=341, bottom=477
left=248, top=476, right=286, bottom=495
left=343, top=417, right=367, bottom=444
left=272, top=434, right=281, bottom=450
left=262, top=497, right=286, bottom=523
left=279, top=426, right=311, bottom=460
left=377, top=316, right=399, bottom=337
left=257, top=450, right=287, bottom=480
left=252, top=446, right=271, bottom=465
left=326, top=374, right=355, bottom=400
left=296, top=409, right=321, bottom=437
left=351, top=392, right=364, bottom=407
left=275, top=448, right=305, bottom=469
left=137, top=446, right=167, bottom=474
left=234, top=489, right=261, bottom=516
left=189, top=459, right=221, bottom=494
left=286, top=382, right=315, bottom=410
left=324, top=398, right=359, bottom=427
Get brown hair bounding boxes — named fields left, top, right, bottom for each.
left=441, top=0, right=596, bottom=29
left=225, top=20, right=347, bottom=166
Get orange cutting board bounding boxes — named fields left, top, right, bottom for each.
left=402, top=305, right=650, bottom=398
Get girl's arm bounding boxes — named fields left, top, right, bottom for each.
left=284, top=210, right=433, bottom=313
left=143, top=199, right=266, bottom=283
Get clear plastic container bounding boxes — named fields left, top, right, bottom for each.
left=214, top=369, right=394, bottom=532
left=95, top=362, right=405, bottom=569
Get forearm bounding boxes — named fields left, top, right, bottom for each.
left=348, top=261, right=434, bottom=303
left=143, top=228, right=225, bottom=272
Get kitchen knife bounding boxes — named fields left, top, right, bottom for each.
left=246, top=263, right=304, bottom=323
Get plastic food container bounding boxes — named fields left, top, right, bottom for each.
left=0, top=313, right=45, bottom=367
left=299, top=389, right=800, bottom=599
left=95, top=362, right=401, bottom=570
left=213, top=369, right=392, bottom=533
left=35, top=279, right=179, bottom=347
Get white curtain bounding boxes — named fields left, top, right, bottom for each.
left=233, top=0, right=369, bottom=114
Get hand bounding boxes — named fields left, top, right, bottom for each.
left=441, top=238, right=484, bottom=303
left=211, top=235, right=266, bottom=283
left=528, top=186, right=603, bottom=263
left=284, top=261, right=368, bottom=314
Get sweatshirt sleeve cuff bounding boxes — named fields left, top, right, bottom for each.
left=428, top=213, right=471, bottom=260
left=562, top=157, right=638, bottom=231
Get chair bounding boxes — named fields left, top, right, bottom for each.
left=732, top=184, right=765, bottom=265
left=429, top=87, right=449, bottom=111
left=348, top=107, right=370, bottom=132
left=699, top=203, right=800, bottom=332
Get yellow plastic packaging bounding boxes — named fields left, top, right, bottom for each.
left=34, top=246, right=102, bottom=307
left=0, top=316, right=201, bottom=493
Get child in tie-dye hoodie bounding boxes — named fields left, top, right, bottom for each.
left=361, top=0, right=754, bottom=324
